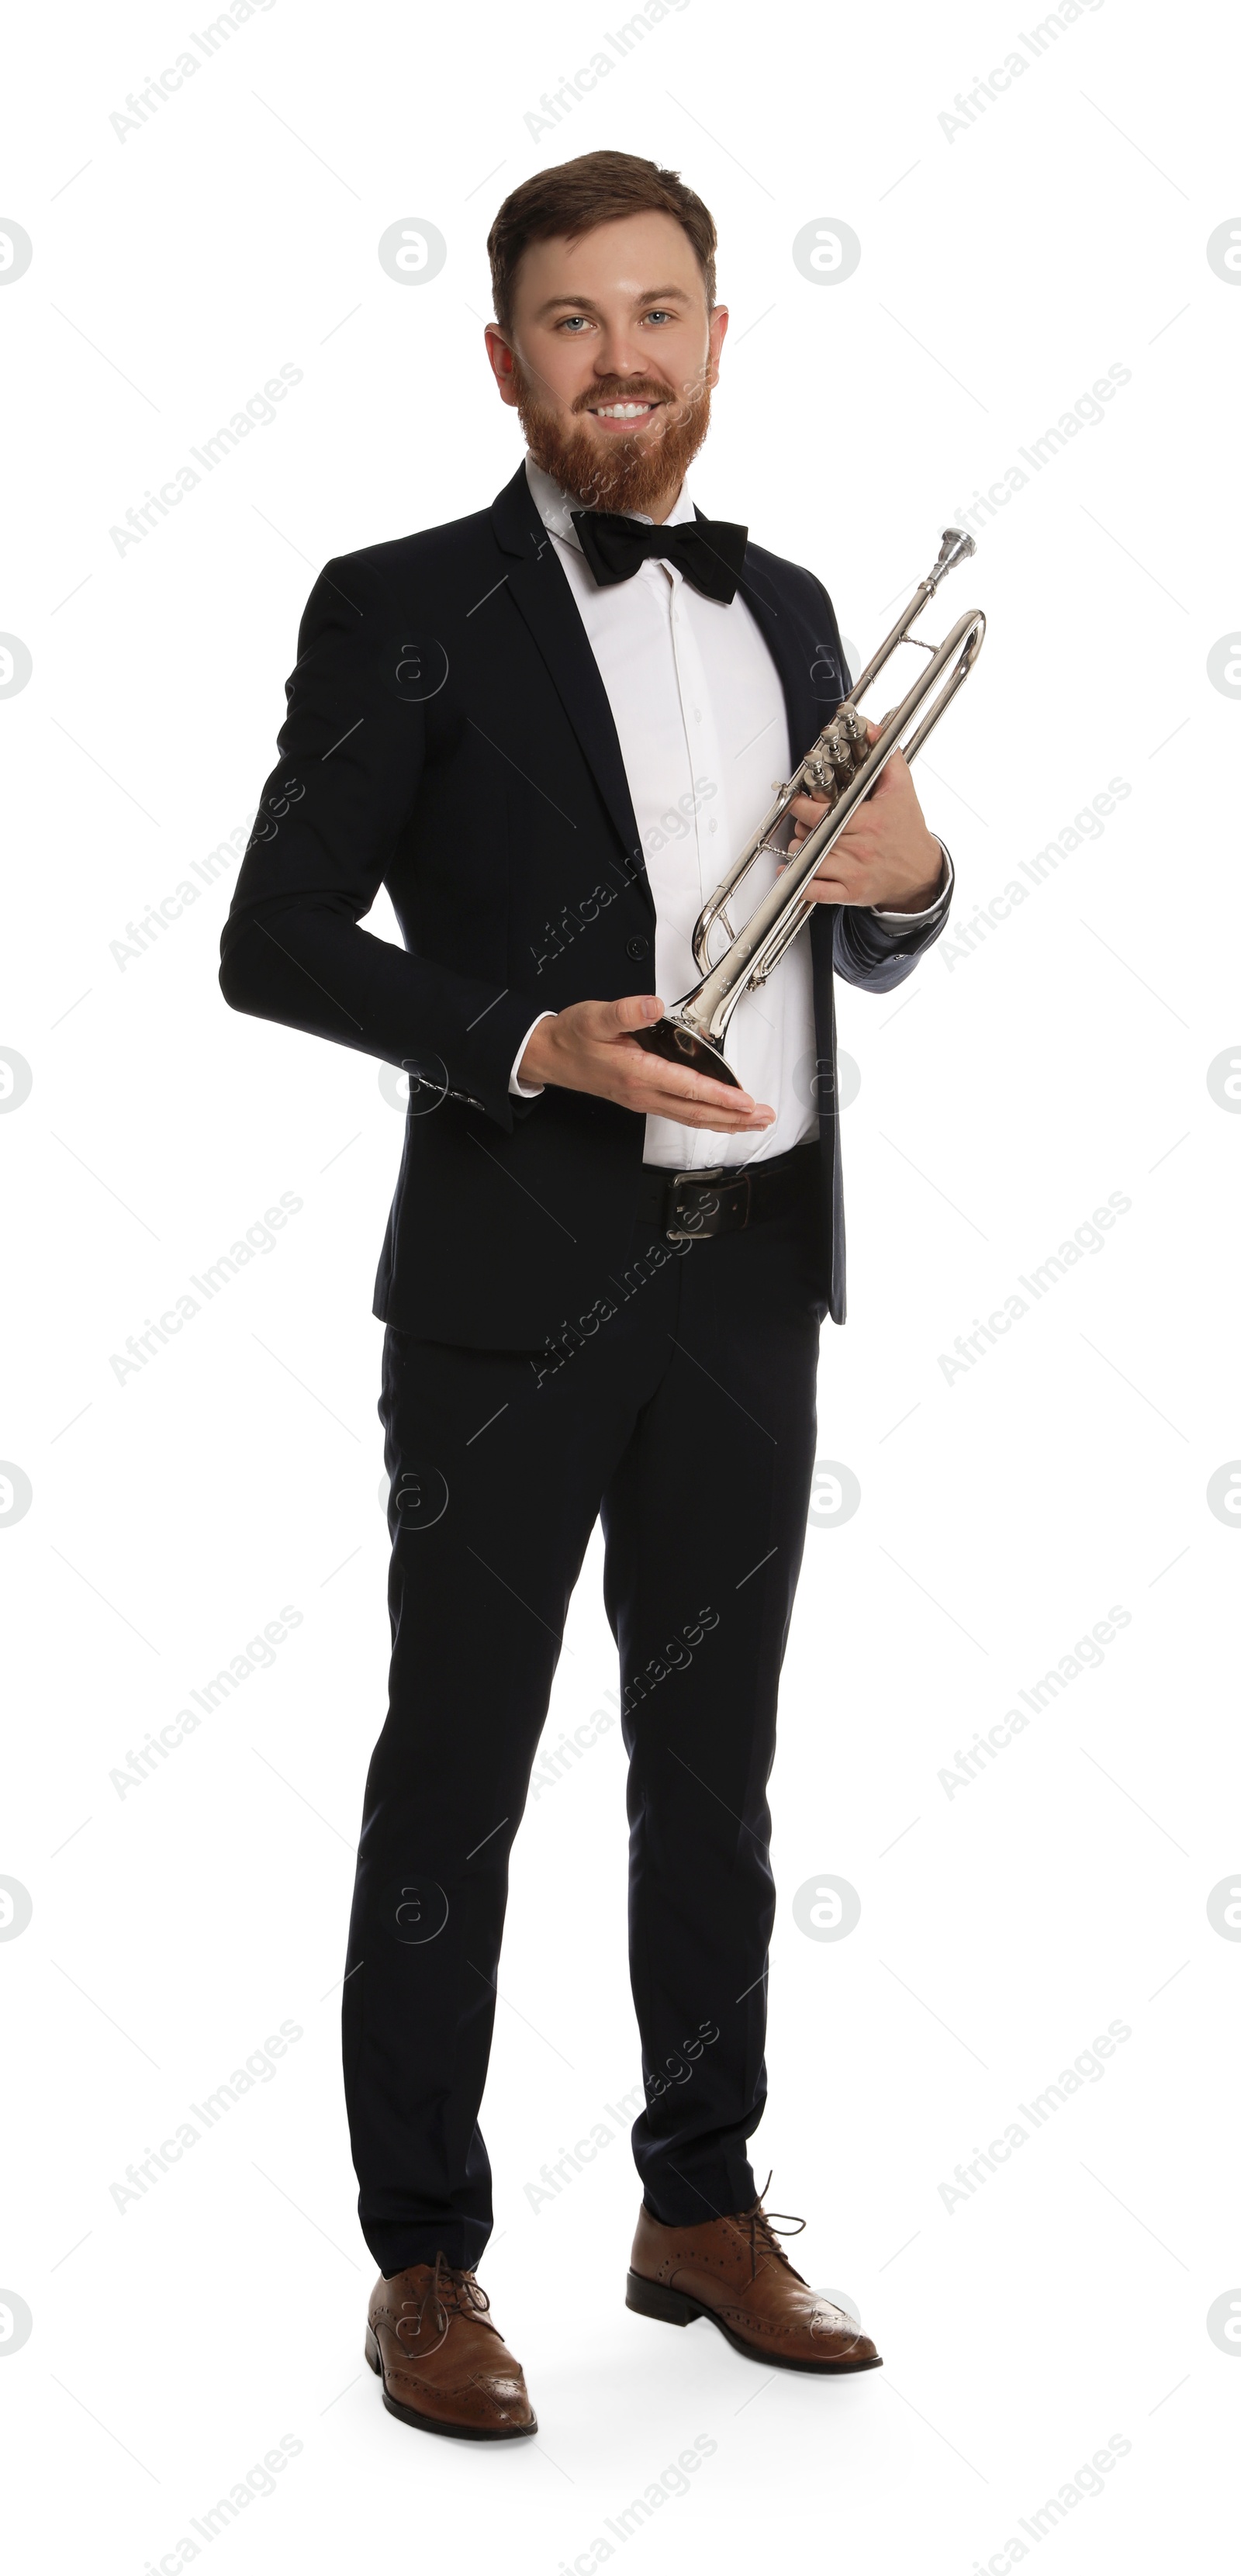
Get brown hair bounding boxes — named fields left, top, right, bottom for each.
left=487, top=149, right=717, bottom=334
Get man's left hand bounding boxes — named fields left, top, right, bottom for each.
left=783, top=719, right=945, bottom=914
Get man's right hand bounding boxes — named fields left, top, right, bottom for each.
left=518, top=994, right=775, bottom=1135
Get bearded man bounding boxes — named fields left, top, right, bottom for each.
left=220, top=148, right=955, bottom=2439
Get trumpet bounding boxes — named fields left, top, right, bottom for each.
left=631, top=527, right=986, bottom=1087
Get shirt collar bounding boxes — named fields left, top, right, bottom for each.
left=524, top=451, right=697, bottom=555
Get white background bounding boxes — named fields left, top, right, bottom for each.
left=2, top=0, right=1239, bottom=2567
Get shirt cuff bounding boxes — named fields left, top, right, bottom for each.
left=509, top=1011, right=557, bottom=1097
left=870, top=838, right=953, bottom=924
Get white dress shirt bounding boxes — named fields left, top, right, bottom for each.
left=510, top=454, right=952, bottom=1170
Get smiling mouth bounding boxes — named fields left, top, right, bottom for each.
left=586, top=399, right=663, bottom=424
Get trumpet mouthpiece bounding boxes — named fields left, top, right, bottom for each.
left=936, top=527, right=976, bottom=572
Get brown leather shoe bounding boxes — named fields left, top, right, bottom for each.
left=365, top=2254, right=537, bottom=2439
left=627, top=2182, right=882, bottom=2374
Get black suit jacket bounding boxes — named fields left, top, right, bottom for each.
left=218, top=462, right=952, bottom=1346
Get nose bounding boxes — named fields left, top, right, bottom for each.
left=590, top=323, right=651, bottom=382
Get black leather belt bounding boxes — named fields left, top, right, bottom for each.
left=635, top=1140, right=819, bottom=1243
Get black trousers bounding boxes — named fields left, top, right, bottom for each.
left=342, top=1143, right=827, bottom=2275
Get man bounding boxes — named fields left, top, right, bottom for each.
left=220, top=150, right=955, bottom=2440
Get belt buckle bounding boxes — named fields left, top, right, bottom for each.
left=665, top=1165, right=745, bottom=1243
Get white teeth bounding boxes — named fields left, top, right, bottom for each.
left=593, top=402, right=652, bottom=418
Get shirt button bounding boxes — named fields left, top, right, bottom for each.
left=709, top=819, right=717, bottom=832
left=626, top=935, right=649, bottom=962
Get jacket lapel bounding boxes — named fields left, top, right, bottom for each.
left=490, top=465, right=655, bottom=920
left=731, top=556, right=824, bottom=766
left=728, top=534, right=842, bottom=1031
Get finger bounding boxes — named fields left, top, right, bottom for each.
left=798, top=877, right=852, bottom=904
left=783, top=819, right=857, bottom=862
left=610, top=991, right=666, bottom=1032
left=685, top=1118, right=774, bottom=1132
left=777, top=842, right=859, bottom=888
left=648, top=1081, right=775, bottom=1122
left=629, top=1066, right=764, bottom=1119
left=653, top=1105, right=775, bottom=1131
left=869, top=743, right=919, bottom=813
left=614, top=1034, right=759, bottom=1109
left=624, top=1063, right=775, bottom=1125
left=648, top=1090, right=774, bottom=1120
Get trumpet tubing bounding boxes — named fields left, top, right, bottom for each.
left=631, top=528, right=987, bottom=1088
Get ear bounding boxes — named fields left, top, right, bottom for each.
left=706, top=304, right=729, bottom=388
left=484, top=323, right=520, bottom=408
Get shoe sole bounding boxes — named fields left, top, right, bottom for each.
left=624, top=2268, right=883, bottom=2374
left=365, top=2323, right=538, bottom=2439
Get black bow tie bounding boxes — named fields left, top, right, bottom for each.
left=571, top=509, right=748, bottom=604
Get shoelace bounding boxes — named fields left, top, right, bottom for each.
left=399, top=2253, right=497, bottom=2349
left=739, top=2171, right=809, bottom=2285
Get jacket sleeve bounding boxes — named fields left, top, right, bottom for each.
left=218, top=555, right=543, bottom=1132
left=831, top=856, right=953, bottom=992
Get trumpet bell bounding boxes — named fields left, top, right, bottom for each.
left=632, top=1013, right=742, bottom=1087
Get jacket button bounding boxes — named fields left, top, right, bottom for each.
left=626, top=935, right=649, bottom=962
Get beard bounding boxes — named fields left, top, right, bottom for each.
left=513, top=358, right=714, bottom=516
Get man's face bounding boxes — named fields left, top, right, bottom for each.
left=485, top=209, right=728, bottom=517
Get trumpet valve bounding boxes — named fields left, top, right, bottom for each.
left=800, top=753, right=838, bottom=800
left=819, top=727, right=854, bottom=776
